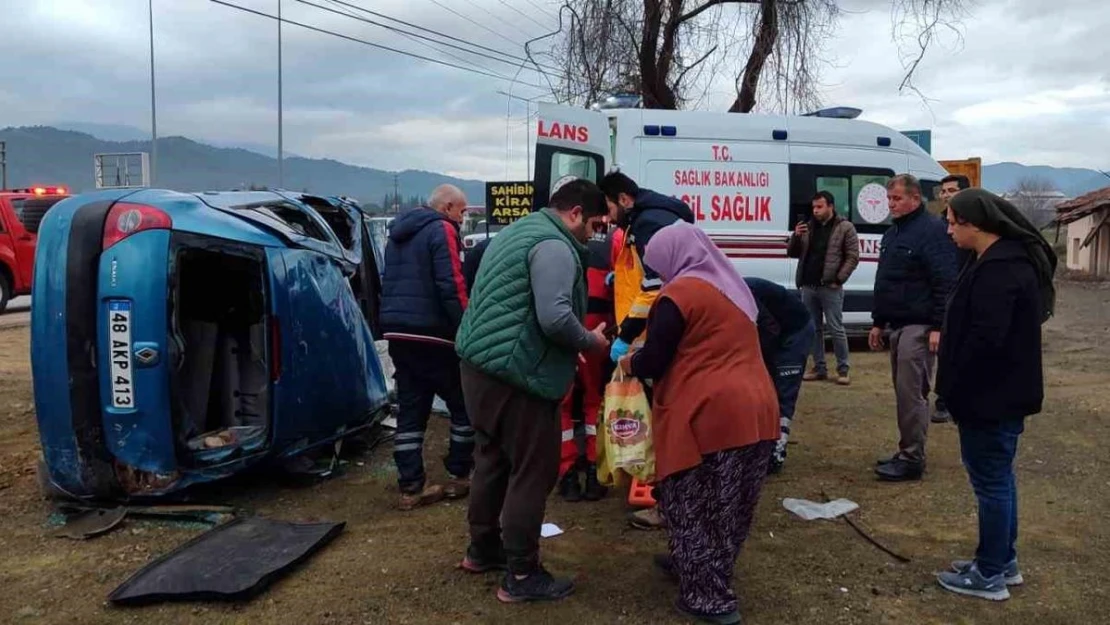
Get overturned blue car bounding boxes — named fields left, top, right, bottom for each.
left=31, top=189, right=389, bottom=501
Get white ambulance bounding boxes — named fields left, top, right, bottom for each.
left=532, top=102, right=950, bottom=331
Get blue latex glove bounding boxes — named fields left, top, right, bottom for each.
left=610, top=338, right=630, bottom=363
left=604, top=271, right=615, bottom=287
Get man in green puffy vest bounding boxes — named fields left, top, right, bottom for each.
left=455, top=178, right=610, bottom=603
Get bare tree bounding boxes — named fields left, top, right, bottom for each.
left=547, top=0, right=966, bottom=113
left=1007, top=177, right=1063, bottom=229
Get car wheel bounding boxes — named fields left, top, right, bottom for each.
left=0, top=272, right=10, bottom=314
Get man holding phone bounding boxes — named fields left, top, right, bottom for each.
left=788, top=191, right=859, bottom=386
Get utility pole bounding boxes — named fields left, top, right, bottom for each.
left=277, top=0, right=284, bottom=189
left=149, top=0, right=157, bottom=186
left=392, top=174, right=400, bottom=214
left=0, top=141, right=6, bottom=189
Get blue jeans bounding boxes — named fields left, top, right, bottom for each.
left=800, top=286, right=850, bottom=376
left=389, top=341, right=475, bottom=494
left=958, top=418, right=1024, bottom=577
left=773, top=321, right=814, bottom=462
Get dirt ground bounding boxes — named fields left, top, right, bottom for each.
left=1, top=280, right=1108, bottom=625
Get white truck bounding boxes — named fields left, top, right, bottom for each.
left=531, top=102, right=951, bottom=331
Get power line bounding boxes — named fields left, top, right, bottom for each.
left=496, top=0, right=553, bottom=30
left=324, top=0, right=528, bottom=62
left=321, top=0, right=480, bottom=68
left=522, top=0, right=559, bottom=21
left=298, top=0, right=562, bottom=75
left=314, top=0, right=590, bottom=92
left=209, top=0, right=553, bottom=91
left=321, top=0, right=474, bottom=68
left=426, top=0, right=525, bottom=48
left=331, top=0, right=527, bottom=61
left=458, top=0, right=536, bottom=36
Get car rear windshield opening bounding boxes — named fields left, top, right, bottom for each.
left=171, top=242, right=270, bottom=465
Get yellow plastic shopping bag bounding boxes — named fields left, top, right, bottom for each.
left=596, top=368, right=655, bottom=487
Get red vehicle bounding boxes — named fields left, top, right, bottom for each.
left=0, top=186, right=70, bottom=312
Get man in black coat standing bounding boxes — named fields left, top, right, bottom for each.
left=380, top=184, right=474, bottom=510
left=930, top=173, right=973, bottom=424
left=870, top=174, right=958, bottom=482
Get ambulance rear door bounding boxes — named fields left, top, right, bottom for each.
left=533, top=103, right=611, bottom=207
left=637, top=112, right=793, bottom=288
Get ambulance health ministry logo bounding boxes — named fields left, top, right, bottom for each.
left=856, top=183, right=890, bottom=224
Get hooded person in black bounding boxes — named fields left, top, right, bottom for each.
left=934, top=188, right=1057, bottom=602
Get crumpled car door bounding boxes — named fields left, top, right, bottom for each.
left=295, top=195, right=364, bottom=269
left=195, top=192, right=350, bottom=269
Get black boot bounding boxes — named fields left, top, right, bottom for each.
left=583, top=464, right=608, bottom=501
left=559, top=471, right=583, bottom=502
left=497, top=567, right=575, bottom=603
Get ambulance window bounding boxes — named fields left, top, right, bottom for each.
left=815, top=177, right=851, bottom=219
left=533, top=144, right=604, bottom=209
left=921, top=180, right=944, bottom=216
left=817, top=174, right=894, bottom=226
left=549, top=152, right=598, bottom=192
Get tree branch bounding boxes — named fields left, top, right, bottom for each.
left=729, top=0, right=777, bottom=112
left=677, top=0, right=754, bottom=26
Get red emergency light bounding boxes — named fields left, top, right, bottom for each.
left=7, top=186, right=68, bottom=196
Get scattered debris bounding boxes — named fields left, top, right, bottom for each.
left=821, top=491, right=911, bottom=563
left=52, top=507, right=127, bottom=540
left=109, top=516, right=345, bottom=605
left=541, top=523, right=564, bottom=538
left=783, top=497, right=859, bottom=521
left=51, top=504, right=238, bottom=540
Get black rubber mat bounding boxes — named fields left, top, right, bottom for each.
left=108, top=516, right=345, bottom=605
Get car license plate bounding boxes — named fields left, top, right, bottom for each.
left=108, top=301, right=135, bottom=409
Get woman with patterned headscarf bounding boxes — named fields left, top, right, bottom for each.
left=618, top=221, right=778, bottom=624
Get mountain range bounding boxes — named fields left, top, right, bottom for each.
left=1, top=124, right=1106, bottom=204
left=0, top=125, right=484, bottom=209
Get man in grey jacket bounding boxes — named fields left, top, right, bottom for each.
left=787, top=191, right=860, bottom=385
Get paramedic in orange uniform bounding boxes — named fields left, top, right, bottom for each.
left=599, top=172, right=695, bottom=530
left=556, top=222, right=616, bottom=502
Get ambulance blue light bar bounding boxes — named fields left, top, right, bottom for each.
left=802, top=106, right=862, bottom=119
left=644, top=125, right=678, bottom=137
left=877, top=136, right=892, bottom=147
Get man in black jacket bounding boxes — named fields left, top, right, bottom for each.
left=600, top=171, right=696, bottom=364
left=380, top=184, right=474, bottom=510
left=463, top=236, right=492, bottom=294
left=930, top=174, right=973, bottom=424
left=745, top=277, right=815, bottom=474
left=869, top=174, right=958, bottom=482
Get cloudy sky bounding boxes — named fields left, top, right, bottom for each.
left=2, top=0, right=1107, bottom=180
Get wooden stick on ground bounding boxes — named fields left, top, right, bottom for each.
left=821, top=490, right=911, bottom=563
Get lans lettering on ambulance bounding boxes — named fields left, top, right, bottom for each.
left=531, top=101, right=952, bottom=332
